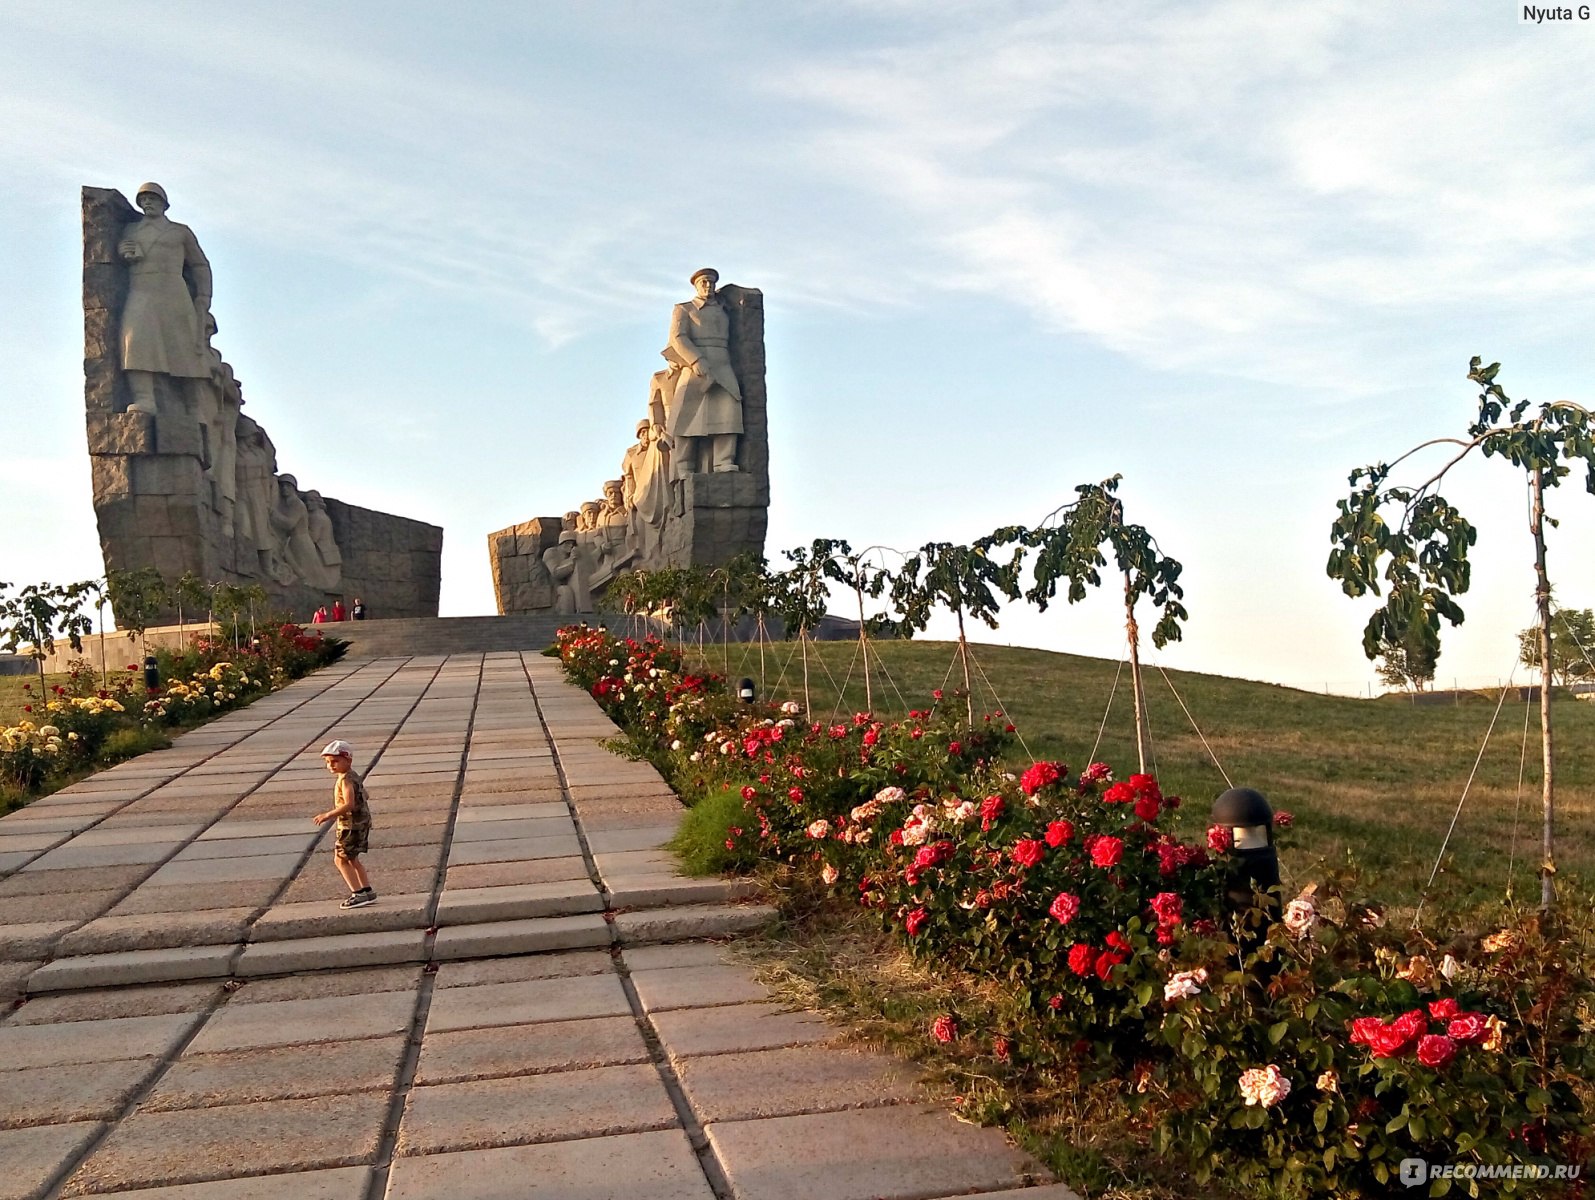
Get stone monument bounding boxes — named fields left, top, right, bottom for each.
left=83, top=184, right=443, bottom=623
left=489, top=269, right=769, bottom=613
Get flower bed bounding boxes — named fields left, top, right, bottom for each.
left=557, top=623, right=1593, bottom=1198
left=1, top=623, right=344, bottom=806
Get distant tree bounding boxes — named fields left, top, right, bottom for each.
left=106, top=567, right=168, bottom=646
left=0, top=581, right=96, bottom=698
left=1375, top=627, right=1439, bottom=693
left=1517, top=607, right=1595, bottom=688
left=171, top=571, right=207, bottom=636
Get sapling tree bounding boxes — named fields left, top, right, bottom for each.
left=106, top=567, right=168, bottom=652
left=890, top=540, right=1022, bottom=725
left=986, top=475, right=1188, bottom=773
left=1326, top=358, right=1595, bottom=911
left=816, top=539, right=894, bottom=712
left=172, top=571, right=207, bottom=639
left=0, top=581, right=96, bottom=699
left=770, top=542, right=839, bottom=715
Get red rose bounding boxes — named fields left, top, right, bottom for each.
left=1416, top=1034, right=1457, bottom=1070
left=910, top=727, right=923, bottom=740
left=1048, top=892, right=1081, bottom=925
left=1049, top=994, right=1064, bottom=1011
left=993, top=1035, right=1013, bottom=1062
left=1133, top=794, right=1161, bottom=822
left=1393, top=1009, right=1428, bottom=1044
left=1149, top=891, right=1183, bottom=926
left=862, top=729, right=879, bottom=746
left=948, top=741, right=962, bottom=755
left=979, top=795, right=1005, bottom=830
left=1207, top=825, right=1233, bottom=853
left=741, top=786, right=757, bottom=801
left=904, top=907, right=929, bottom=936
left=1067, top=943, right=1095, bottom=976
left=1094, top=948, right=1127, bottom=981
left=1427, top=998, right=1460, bottom=1022
left=1348, top=1017, right=1384, bottom=1047
left=787, top=787, right=804, bottom=803
left=1044, top=820, right=1074, bottom=847
left=1020, top=761, right=1063, bottom=796
left=1103, top=781, right=1135, bottom=804
left=1089, top=836, right=1124, bottom=869
left=1105, top=930, right=1130, bottom=951
left=931, top=1014, right=958, bottom=1043
left=1273, top=810, right=1294, bottom=828
left=1010, top=838, right=1046, bottom=869
left=903, top=865, right=922, bottom=885
left=1447, top=1013, right=1488, bottom=1044
left=1367, top=1023, right=1411, bottom=1059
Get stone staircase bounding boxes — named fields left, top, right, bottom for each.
left=323, top=613, right=604, bottom=657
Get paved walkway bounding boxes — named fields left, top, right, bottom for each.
left=0, top=653, right=1076, bottom=1200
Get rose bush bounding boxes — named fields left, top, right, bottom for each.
left=558, top=624, right=1594, bottom=1198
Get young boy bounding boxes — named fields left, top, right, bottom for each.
left=313, top=739, right=377, bottom=908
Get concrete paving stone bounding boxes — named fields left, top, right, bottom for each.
left=109, top=878, right=282, bottom=917
left=442, top=856, right=588, bottom=891
left=605, top=877, right=761, bottom=908
left=567, top=785, right=679, bottom=808
left=0, top=1059, right=159, bottom=1128
left=0, top=922, right=74, bottom=961
left=194, top=819, right=314, bottom=841
left=232, top=964, right=421, bottom=1005
left=143, top=1034, right=406, bottom=1111
left=26, top=947, right=235, bottom=993
left=279, top=867, right=435, bottom=906
left=2, top=889, right=121, bottom=924
left=0, top=864, right=152, bottom=898
left=651, top=1003, right=835, bottom=1060
left=425, top=971, right=630, bottom=1032
left=414, top=1015, right=650, bottom=1085
left=434, top=880, right=602, bottom=925
left=448, top=817, right=575, bottom=843
left=0, top=959, right=41, bottom=1002
left=923, top=1188, right=1084, bottom=1200
left=251, top=893, right=431, bottom=941
left=396, top=1062, right=677, bottom=1156
left=434, top=949, right=612, bottom=989
left=0, top=830, right=70, bottom=853
left=24, top=842, right=179, bottom=871
left=0, top=1011, right=204, bottom=1070
left=453, top=803, right=567, bottom=822
left=0, top=1121, right=105, bottom=1200
left=363, top=824, right=447, bottom=849
left=579, top=808, right=685, bottom=833
left=583, top=825, right=678, bottom=855
left=71, top=825, right=207, bottom=847
left=620, top=942, right=735, bottom=971
left=445, top=834, right=582, bottom=866
left=66, top=1174, right=384, bottom=1200
left=57, top=909, right=254, bottom=955
left=613, top=903, right=776, bottom=945
left=60, top=1093, right=389, bottom=1195
left=592, top=849, right=676, bottom=876
left=145, top=854, right=302, bottom=887
left=190, top=988, right=416, bottom=1053
left=0, top=816, right=99, bottom=836
left=5, top=982, right=221, bottom=1025
left=629, top=964, right=771, bottom=1012
left=234, top=929, right=428, bottom=979
left=431, top=913, right=610, bottom=961
left=457, top=787, right=565, bottom=806
left=172, top=833, right=320, bottom=861
left=307, top=842, right=439, bottom=871
left=703, top=1106, right=1044, bottom=1200
left=0, top=852, right=40, bottom=874
left=675, top=1046, right=923, bottom=1122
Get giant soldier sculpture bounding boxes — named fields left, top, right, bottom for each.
left=663, top=267, right=742, bottom=476
left=117, top=183, right=212, bottom=418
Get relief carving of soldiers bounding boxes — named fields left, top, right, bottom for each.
left=194, top=314, right=242, bottom=535
left=621, top=419, right=670, bottom=564
left=271, top=474, right=336, bottom=590
left=663, top=268, right=742, bottom=477
left=542, top=532, right=591, bottom=614
left=233, top=415, right=281, bottom=579
left=117, top=183, right=212, bottom=418
left=304, top=491, right=343, bottom=584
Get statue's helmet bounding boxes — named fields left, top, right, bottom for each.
left=635, top=418, right=650, bottom=436
left=690, top=267, right=718, bottom=286
left=278, top=473, right=298, bottom=489
left=135, top=182, right=169, bottom=206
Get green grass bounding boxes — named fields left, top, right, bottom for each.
left=685, top=637, right=1595, bottom=924
left=0, top=672, right=65, bottom=727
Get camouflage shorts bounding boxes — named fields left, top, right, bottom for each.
left=335, top=821, right=370, bottom=858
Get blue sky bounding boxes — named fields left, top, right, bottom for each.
left=2, top=2, right=1593, bottom=694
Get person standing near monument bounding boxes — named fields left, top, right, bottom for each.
left=117, top=183, right=212, bottom=418
left=352, top=598, right=367, bottom=620
left=664, top=268, right=742, bottom=476
left=330, top=598, right=345, bottom=622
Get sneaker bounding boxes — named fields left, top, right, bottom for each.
left=340, top=891, right=376, bottom=909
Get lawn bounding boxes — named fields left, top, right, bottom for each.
left=681, top=635, right=1595, bottom=923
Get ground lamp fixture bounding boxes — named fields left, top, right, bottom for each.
left=738, top=678, right=756, bottom=704
left=1212, top=786, right=1281, bottom=929
left=142, top=654, right=160, bottom=691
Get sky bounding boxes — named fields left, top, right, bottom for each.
left=2, top=1, right=1593, bottom=696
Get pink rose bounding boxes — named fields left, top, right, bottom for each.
left=1048, top=892, right=1081, bottom=925
left=931, top=1014, right=958, bottom=1043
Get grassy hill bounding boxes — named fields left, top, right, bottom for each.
left=686, top=636, right=1595, bottom=924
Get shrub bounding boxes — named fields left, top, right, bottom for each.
left=670, top=781, right=765, bottom=875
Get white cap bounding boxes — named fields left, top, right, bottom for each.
left=321, top=740, right=354, bottom=758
